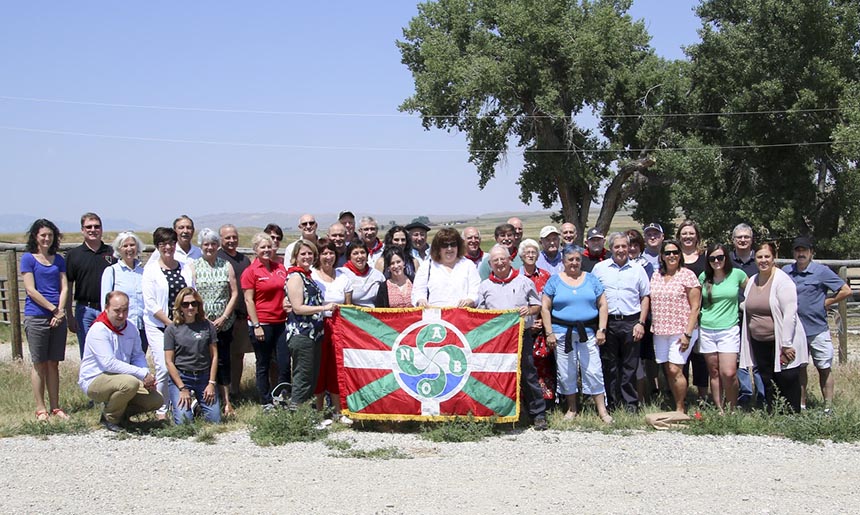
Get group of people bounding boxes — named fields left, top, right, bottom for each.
left=19, top=210, right=850, bottom=432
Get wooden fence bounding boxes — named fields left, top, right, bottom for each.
left=1, top=243, right=859, bottom=362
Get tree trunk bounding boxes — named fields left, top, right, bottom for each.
left=595, top=156, right=656, bottom=234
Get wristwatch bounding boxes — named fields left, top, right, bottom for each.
left=598, top=328, right=606, bottom=333
left=253, top=323, right=261, bottom=329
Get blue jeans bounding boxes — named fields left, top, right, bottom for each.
left=74, top=304, right=100, bottom=358
left=168, top=370, right=221, bottom=425
left=738, top=365, right=765, bottom=405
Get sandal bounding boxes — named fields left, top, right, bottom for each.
left=35, top=410, right=49, bottom=422
left=51, top=408, right=70, bottom=420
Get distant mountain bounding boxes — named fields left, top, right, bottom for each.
left=0, top=214, right=143, bottom=234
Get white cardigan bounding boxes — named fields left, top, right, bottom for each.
left=142, top=261, right=195, bottom=329
left=739, top=268, right=808, bottom=372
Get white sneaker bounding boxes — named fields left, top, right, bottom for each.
left=314, top=419, right=333, bottom=430
left=335, top=414, right=354, bottom=426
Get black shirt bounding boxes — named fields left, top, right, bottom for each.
left=66, top=242, right=115, bottom=305
left=683, top=253, right=707, bottom=278
left=218, top=248, right=251, bottom=315
left=730, top=250, right=757, bottom=277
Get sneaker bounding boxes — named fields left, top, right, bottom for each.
left=335, top=414, right=354, bottom=426
left=271, top=382, right=291, bottom=409
left=823, top=408, right=833, bottom=416
left=314, top=419, right=333, bottom=430
left=533, top=414, right=548, bottom=431
left=190, top=391, right=200, bottom=416
left=262, top=403, right=276, bottom=413
left=100, top=413, right=125, bottom=433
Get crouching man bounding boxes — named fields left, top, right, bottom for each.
left=476, top=245, right=547, bottom=430
left=78, top=291, right=162, bottom=432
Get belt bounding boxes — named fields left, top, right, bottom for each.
left=80, top=301, right=101, bottom=310
left=177, top=368, right=208, bottom=377
left=551, top=316, right=598, bottom=353
left=608, top=312, right=640, bottom=322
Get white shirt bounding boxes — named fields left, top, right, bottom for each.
left=412, top=257, right=481, bottom=307
left=331, top=267, right=385, bottom=307
left=78, top=320, right=149, bottom=394
left=142, top=261, right=195, bottom=328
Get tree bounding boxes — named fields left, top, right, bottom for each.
left=411, top=215, right=431, bottom=225
left=398, top=0, right=676, bottom=241
left=677, top=0, right=860, bottom=252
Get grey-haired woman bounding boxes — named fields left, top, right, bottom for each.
left=101, top=231, right=147, bottom=352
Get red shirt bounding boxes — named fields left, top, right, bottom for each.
left=240, top=259, right=287, bottom=324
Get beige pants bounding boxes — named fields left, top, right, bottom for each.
left=87, top=373, right=164, bottom=423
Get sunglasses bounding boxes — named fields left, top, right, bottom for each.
left=299, top=221, right=316, bottom=227
left=441, top=242, right=458, bottom=249
left=269, top=235, right=282, bottom=241
left=708, top=255, right=726, bottom=262
left=662, top=250, right=680, bottom=256
left=83, top=224, right=102, bottom=230
left=180, top=301, right=199, bottom=308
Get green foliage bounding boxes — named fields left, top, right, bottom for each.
left=678, top=0, right=860, bottom=250
left=684, top=406, right=860, bottom=444
left=1, top=419, right=90, bottom=439
left=398, top=0, right=671, bottom=236
left=248, top=405, right=326, bottom=446
left=419, top=415, right=499, bottom=442
left=411, top=215, right=431, bottom=225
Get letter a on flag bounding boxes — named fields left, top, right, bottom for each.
left=332, top=306, right=522, bottom=421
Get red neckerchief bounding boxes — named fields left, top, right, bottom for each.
left=368, top=239, right=384, bottom=255
left=509, top=248, right=518, bottom=260
left=583, top=248, right=606, bottom=260
left=95, top=311, right=126, bottom=335
left=523, top=267, right=546, bottom=279
left=345, top=260, right=370, bottom=277
left=489, top=268, right=519, bottom=284
left=466, top=249, right=484, bottom=265
left=286, top=266, right=311, bottom=278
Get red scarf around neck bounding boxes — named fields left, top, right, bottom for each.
left=345, top=260, right=370, bottom=277
left=489, top=268, right=519, bottom=284
left=96, top=310, right=126, bottom=335
left=466, top=249, right=484, bottom=265
left=368, top=239, right=384, bottom=255
left=286, top=266, right=311, bottom=278
left=509, top=248, right=518, bottom=260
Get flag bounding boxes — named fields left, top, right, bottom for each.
left=332, top=306, right=523, bottom=422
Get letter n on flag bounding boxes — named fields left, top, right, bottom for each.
left=332, top=306, right=522, bottom=422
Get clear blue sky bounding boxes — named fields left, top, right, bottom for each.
left=0, top=1, right=700, bottom=228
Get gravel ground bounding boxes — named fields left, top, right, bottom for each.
left=3, top=344, right=860, bottom=514
left=1, top=427, right=859, bottom=514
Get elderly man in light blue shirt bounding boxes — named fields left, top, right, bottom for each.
left=591, top=232, right=650, bottom=413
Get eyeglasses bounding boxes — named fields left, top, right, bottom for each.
left=299, top=221, right=316, bottom=227
left=180, top=301, right=199, bottom=308
left=662, top=250, right=680, bottom=256
left=361, top=227, right=378, bottom=232
left=708, top=255, right=726, bottom=262
left=269, top=234, right=282, bottom=241
left=441, top=242, right=458, bottom=249
left=734, top=235, right=751, bottom=240
left=84, top=224, right=101, bottom=230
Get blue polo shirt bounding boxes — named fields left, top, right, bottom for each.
left=591, top=258, right=650, bottom=316
left=536, top=251, right=564, bottom=275
left=783, top=261, right=845, bottom=337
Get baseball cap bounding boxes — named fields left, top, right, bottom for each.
left=539, top=225, right=560, bottom=239
left=338, top=210, right=355, bottom=220
left=643, top=223, right=664, bottom=234
left=792, top=236, right=814, bottom=250
left=586, top=228, right=605, bottom=240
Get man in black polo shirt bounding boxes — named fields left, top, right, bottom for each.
left=581, top=228, right=607, bottom=272
left=217, top=223, right=252, bottom=396
left=65, top=212, right=116, bottom=357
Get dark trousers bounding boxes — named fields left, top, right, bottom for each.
left=750, top=337, right=802, bottom=413
left=601, top=317, right=640, bottom=412
left=288, top=333, right=322, bottom=406
left=249, top=322, right=286, bottom=405
left=215, top=328, right=234, bottom=386
left=521, top=330, right=546, bottom=417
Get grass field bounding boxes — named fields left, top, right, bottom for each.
left=2, top=335, right=860, bottom=444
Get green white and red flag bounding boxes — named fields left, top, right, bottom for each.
left=332, top=306, right=522, bottom=422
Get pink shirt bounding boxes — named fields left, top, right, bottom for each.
left=649, top=268, right=700, bottom=335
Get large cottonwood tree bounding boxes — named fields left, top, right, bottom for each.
left=397, top=0, right=679, bottom=241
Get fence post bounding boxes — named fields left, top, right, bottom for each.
left=5, top=249, right=23, bottom=360
left=838, top=266, right=848, bottom=364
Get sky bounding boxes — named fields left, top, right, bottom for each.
left=0, top=1, right=701, bottom=229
